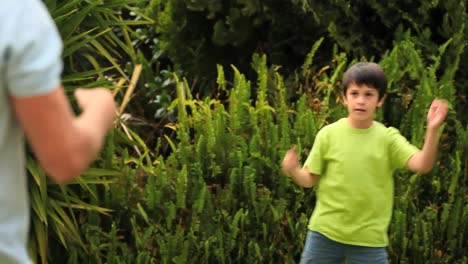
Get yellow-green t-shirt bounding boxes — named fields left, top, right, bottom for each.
left=303, top=118, right=419, bottom=247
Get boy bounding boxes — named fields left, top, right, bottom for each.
left=1, top=0, right=116, bottom=263
left=282, top=62, right=448, bottom=263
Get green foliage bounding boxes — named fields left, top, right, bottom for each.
left=35, top=1, right=467, bottom=262
left=380, top=34, right=467, bottom=263
left=28, top=0, right=151, bottom=263
left=147, top=0, right=330, bottom=83
left=147, top=0, right=468, bottom=96
left=59, top=38, right=465, bottom=263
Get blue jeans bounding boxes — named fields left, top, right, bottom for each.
left=299, top=231, right=388, bottom=264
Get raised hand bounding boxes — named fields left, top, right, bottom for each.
left=282, top=147, right=300, bottom=175
left=75, top=88, right=115, bottom=111
left=427, top=99, right=448, bottom=130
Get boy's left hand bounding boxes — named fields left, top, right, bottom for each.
left=427, top=99, right=448, bottom=129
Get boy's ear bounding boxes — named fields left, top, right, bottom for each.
left=341, top=91, right=347, bottom=105
left=377, top=93, right=387, bottom=107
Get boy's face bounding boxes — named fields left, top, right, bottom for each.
left=342, top=83, right=385, bottom=127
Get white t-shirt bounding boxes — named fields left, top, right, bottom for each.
left=0, top=0, right=62, bottom=262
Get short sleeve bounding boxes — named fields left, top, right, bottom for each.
left=387, top=127, right=420, bottom=169
left=303, top=129, right=327, bottom=175
left=5, top=0, right=63, bottom=97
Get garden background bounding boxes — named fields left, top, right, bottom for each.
left=29, top=0, right=467, bottom=263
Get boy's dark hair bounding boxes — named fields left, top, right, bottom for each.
left=342, top=62, right=387, bottom=99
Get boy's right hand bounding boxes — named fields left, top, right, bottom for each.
left=282, top=147, right=300, bottom=175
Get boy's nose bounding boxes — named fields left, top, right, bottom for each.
left=357, top=96, right=365, bottom=104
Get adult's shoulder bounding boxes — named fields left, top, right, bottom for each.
left=4, top=0, right=63, bottom=96
left=2, top=0, right=59, bottom=51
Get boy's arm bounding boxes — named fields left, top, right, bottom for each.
left=406, top=128, right=440, bottom=173
left=282, top=147, right=320, bottom=188
left=406, top=99, right=448, bottom=174
left=286, top=167, right=320, bottom=188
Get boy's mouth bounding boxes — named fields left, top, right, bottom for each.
left=354, top=108, right=366, bottom=112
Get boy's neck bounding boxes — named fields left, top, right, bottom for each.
left=346, top=117, right=374, bottom=129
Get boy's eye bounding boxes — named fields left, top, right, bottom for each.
left=366, top=93, right=374, bottom=97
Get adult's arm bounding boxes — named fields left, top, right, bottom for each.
left=11, top=86, right=116, bottom=183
